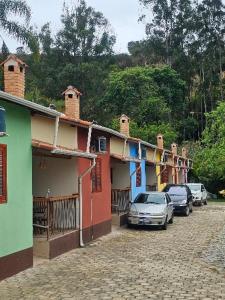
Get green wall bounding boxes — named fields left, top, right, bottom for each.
left=0, top=100, right=32, bottom=257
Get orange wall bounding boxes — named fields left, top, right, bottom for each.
left=78, top=127, right=111, bottom=229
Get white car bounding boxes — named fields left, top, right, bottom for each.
left=128, top=192, right=174, bottom=230
left=186, top=183, right=208, bottom=206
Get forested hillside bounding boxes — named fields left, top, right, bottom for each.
left=0, top=0, right=225, bottom=192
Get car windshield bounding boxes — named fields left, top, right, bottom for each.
left=134, top=193, right=166, bottom=204
left=164, top=186, right=187, bottom=196
left=187, top=184, right=201, bottom=192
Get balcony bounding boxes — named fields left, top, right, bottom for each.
left=33, top=194, right=79, bottom=240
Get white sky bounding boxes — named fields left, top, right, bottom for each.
left=1, top=0, right=147, bottom=53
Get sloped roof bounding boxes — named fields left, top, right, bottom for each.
left=62, top=86, right=82, bottom=96
left=0, top=91, right=61, bottom=117
left=0, top=54, right=28, bottom=67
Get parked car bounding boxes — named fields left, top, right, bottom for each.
left=163, top=184, right=193, bottom=216
left=128, top=192, right=174, bottom=230
left=186, top=183, right=208, bottom=206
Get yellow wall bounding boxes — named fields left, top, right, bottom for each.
left=31, top=115, right=77, bottom=150
left=155, top=151, right=166, bottom=191
left=110, top=136, right=129, bottom=157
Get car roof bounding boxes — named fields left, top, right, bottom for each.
left=141, top=192, right=166, bottom=195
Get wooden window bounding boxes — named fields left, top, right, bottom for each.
left=136, top=163, right=142, bottom=187
left=91, top=158, right=102, bottom=193
left=0, top=145, right=7, bottom=204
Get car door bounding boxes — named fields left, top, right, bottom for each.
left=186, top=187, right=193, bottom=207
left=202, top=185, right=207, bottom=200
left=166, top=194, right=173, bottom=219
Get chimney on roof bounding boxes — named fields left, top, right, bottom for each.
left=120, top=114, right=130, bottom=136
left=62, top=86, right=81, bottom=120
left=157, top=134, right=164, bottom=149
left=171, top=143, right=178, bottom=156
left=182, top=147, right=187, bottom=158
left=1, top=54, right=27, bottom=98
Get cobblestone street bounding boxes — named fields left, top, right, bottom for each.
left=1, top=204, right=225, bottom=300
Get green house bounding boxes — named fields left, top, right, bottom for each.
left=0, top=90, right=60, bottom=281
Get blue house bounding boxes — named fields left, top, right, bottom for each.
left=129, top=141, right=146, bottom=201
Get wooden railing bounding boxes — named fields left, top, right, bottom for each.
left=33, top=195, right=79, bottom=240
left=146, top=185, right=157, bottom=191
left=111, top=188, right=131, bottom=215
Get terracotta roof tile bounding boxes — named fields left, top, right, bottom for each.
left=0, top=54, right=28, bottom=67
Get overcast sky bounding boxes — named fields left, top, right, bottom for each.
left=1, top=0, right=147, bottom=53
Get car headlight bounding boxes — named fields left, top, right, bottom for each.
left=179, top=200, right=187, bottom=204
left=129, top=210, right=139, bottom=216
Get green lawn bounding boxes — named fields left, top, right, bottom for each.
left=208, top=198, right=225, bottom=205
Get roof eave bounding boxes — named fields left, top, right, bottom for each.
left=0, top=91, right=61, bottom=117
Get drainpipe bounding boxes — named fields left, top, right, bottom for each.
left=78, top=158, right=96, bottom=247
left=153, top=148, right=157, bottom=163
left=122, top=138, right=127, bottom=159
left=157, top=164, right=167, bottom=177
left=138, top=141, right=142, bottom=160
left=130, top=163, right=141, bottom=201
left=86, top=123, right=93, bottom=153
left=53, top=116, right=60, bottom=149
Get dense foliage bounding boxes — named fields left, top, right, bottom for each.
left=0, top=0, right=225, bottom=191
left=193, top=102, right=225, bottom=192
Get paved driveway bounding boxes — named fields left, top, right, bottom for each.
left=1, top=204, right=225, bottom=300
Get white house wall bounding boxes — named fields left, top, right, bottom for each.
left=33, top=156, right=78, bottom=197
left=111, top=161, right=130, bottom=190
left=146, top=165, right=157, bottom=186
left=31, top=115, right=77, bottom=150
left=110, top=137, right=129, bottom=157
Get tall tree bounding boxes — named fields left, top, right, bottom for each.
left=0, top=0, right=31, bottom=41
left=56, top=0, right=116, bottom=60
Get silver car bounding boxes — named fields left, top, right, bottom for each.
left=128, top=192, right=174, bottom=230
left=186, top=183, right=208, bottom=206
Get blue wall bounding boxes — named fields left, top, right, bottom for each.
left=129, top=143, right=146, bottom=201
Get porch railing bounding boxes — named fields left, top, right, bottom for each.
left=33, top=194, right=79, bottom=240
left=111, top=188, right=131, bottom=215
left=146, top=185, right=157, bottom=191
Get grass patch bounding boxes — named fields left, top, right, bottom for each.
left=208, top=198, right=225, bottom=204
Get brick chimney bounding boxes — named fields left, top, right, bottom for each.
left=171, top=143, right=178, bottom=156
left=62, top=86, right=82, bottom=120
left=120, top=114, right=130, bottom=136
left=1, top=54, right=27, bottom=98
left=157, top=134, right=164, bottom=149
left=182, top=147, right=187, bottom=158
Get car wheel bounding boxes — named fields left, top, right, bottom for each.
left=127, top=223, right=134, bottom=229
left=204, top=200, right=208, bottom=205
left=162, top=217, right=168, bottom=230
left=185, top=205, right=190, bottom=217
left=190, top=203, right=193, bottom=213
left=169, top=213, right=174, bottom=224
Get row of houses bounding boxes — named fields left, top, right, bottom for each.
left=0, top=55, right=192, bottom=281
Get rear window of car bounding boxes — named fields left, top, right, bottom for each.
left=187, top=184, right=201, bottom=191
left=134, top=193, right=166, bottom=204
left=164, top=186, right=187, bottom=196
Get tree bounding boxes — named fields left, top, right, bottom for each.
left=56, top=0, right=116, bottom=59
left=0, top=0, right=31, bottom=41
left=0, top=0, right=40, bottom=56
left=1, top=40, right=9, bottom=59
left=193, top=102, right=225, bottom=192
left=39, top=23, right=53, bottom=55
left=101, top=66, right=186, bottom=143
left=102, top=66, right=170, bottom=123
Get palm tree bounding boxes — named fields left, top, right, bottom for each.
left=0, top=0, right=31, bottom=42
